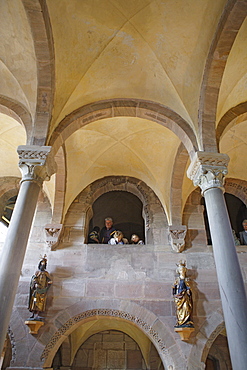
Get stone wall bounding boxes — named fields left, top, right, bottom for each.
left=52, top=330, right=164, bottom=370
left=5, top=190, right=247, bottom=370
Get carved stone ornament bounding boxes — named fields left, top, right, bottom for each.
left=169, top=226, right=187, bottom=253
left=187, top=151, right=229, bottom=194
left=17, top=145, right=57, bottom=184
left=44, top=224, right=63, bottom=250
left=174, top=327, right=195, bottom=341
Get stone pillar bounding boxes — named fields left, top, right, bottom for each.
left=0, top=146, right=56, bottom=357
left=187, top=151, right=247, bottom=370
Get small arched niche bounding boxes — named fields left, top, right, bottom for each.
left=89, top=190, right=145, bottom=242
left=64, top=176, right=168, bottom=245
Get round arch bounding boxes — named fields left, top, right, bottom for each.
left=48, top=99, right=198, bottom=157
left=187, top=308, right=225, bottom=369
left=0, top=177, right=20, bottom=227
left=198, top=0, right=247, bottom=151
left=40, top=300, right=181, bottom=370
left=21, top=0, right=55, bottom=146
left=64, top=176, right=168, bottom=245
left=216, top=103, right=247, bottom=147
left=0, top=98, right=31, bottom=143
left=225, top=178, right=247, bottom=206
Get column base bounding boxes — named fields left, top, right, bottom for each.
left=25, top=320, right=44, bottom=334
left=174, top=327, right=195, bottom=341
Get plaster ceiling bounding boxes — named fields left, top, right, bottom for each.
left=65, top=117, right=180, bottom=219
left=220, top=120, right=247, bottom=181
left=47, top=0, right=226, bottom=133
left=0, top=0, right=246, bottom=223
left=0, top=0, right=37, bottom=119
left=0, top=114, right=26, bottom=177
left=217, top=17, right=247, bottom=124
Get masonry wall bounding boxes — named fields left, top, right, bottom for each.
left=4, top=194, right=247, bottom=370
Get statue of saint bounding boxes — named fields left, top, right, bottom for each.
left=28, top=255, right=52, bottom=320
left=172, top=260, right=194, bottom=328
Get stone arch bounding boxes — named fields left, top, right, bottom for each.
left=224, top=178, right=247, bottom=206
left=198, top=0, right=247, bottom=151
left=0, top=97, right=32, bottom=141
left=188, top=308, right=225, bottom=368
left=64, top=176, right=168, bottom=245
left=51, top=145, right=66, bottom=224
left=216, top=103, right=247, bottom=147
left=0, top=328, right=14, bottom=370
left=7, top=308, right=44, bottom=369
left=40, top=300, right=181, bottom=370
left=182, top=188, right=208, bottom=248
left=0, top=177, right=20, bottom=227
left=22, top=0, right=55, bottom=145
left=48, top=99, right=198, bottom=157
left=170, top=143, right=189, bottom=226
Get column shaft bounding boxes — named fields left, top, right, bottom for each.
left=204, top=187, right=247, bottom=370
left=0, top=180, right=41, bottom=356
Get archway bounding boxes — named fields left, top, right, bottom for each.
left=40, top=301, right=181, bottom=370
left=49, top=99, right=198, bottom=157
left=64, top=176, right=168, bottom=245
left=0, top=333, right=12, bottom=370
left=89, top=190, right=145, bottom=242
left=52, top=329, right=164, bottom=370
left=205, top=331, right=232, bottom=370
left=201, top=192, right=247, bottom=244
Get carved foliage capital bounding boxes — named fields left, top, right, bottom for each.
left=17, top=145, right=57, bottom=183
left=187, top=152, right=229, bottom=194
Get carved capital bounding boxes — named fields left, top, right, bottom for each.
left=169, top=225, right=187, bottom=253
left=44, top=224, right=63, bottom=250
left=187, top=152, right=229, bottom=194
left=17, top=145, right=57, bottom=184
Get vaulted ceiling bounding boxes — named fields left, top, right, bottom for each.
left=0, top=0, right=246, bottom=223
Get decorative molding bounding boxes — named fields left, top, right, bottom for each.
left=7, top=327, right=16, bottom=365
left=187, top=152, right=229, bottom=194
left=41, top=309, right=167, bottom=361
left=44, top=224, right=63, bottom=250
left=225, top=178, right=247, bottom=206
left=17, top=146, right=57, bottom=184
left=169, top=226, right=187, bottom=253
left=201, top=321, right=225, bottom=363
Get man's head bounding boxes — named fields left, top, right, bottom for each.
left=105, top=217, right=113, bottom=230
left=242, top=219, right=247, bottom=231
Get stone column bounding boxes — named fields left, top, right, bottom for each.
left=187, top=151, right=247, bottom=370
left=0, top=145, right=56, bottom=357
